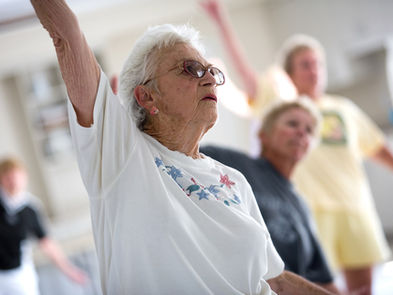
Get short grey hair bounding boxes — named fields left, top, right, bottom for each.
left=119, top=24, right=205, bottom=130
left=277, top=34, right=327, bottom=91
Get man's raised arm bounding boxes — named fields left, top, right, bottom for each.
left=31, top=0, right=100, bottom=127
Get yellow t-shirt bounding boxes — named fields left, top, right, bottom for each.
left=292, top=95, right=385, bottom=212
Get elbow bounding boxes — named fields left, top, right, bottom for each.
left=267, top=274, right=285, bottom=293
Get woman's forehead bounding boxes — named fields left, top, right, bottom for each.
left=278, top=107, right=313, bottom=121
left=293, top=48, right=320, bottom=62
left=159, top=43, right=205, bottom=66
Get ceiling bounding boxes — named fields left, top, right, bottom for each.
left=0, top=0, right=130, bottom=30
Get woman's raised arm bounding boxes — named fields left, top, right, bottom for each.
left=30, top=0, right=100, bottom=127
left=200, top=0, right=258, bottom=100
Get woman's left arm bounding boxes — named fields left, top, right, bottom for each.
left=268, top=271, right=335, bottom=295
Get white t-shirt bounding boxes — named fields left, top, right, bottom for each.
left=68, top=71, right=284, bottom=295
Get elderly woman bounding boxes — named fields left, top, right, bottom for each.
left=30, top=1, right=335, bottom=294
left=202, top=100, right=339, bottom=294
left=201, top=1, right=393, bottom=294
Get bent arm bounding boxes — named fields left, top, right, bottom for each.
left=30, top=0, right=100, bottom=127
left=39, top=237, right=87, bottom=284
left=200, top=0, right=258, bottom=99
left=268, top=271, right=335, bottom=295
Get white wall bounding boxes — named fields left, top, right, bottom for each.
left=263, top=0, right=393, bottom=89
left=0, top=77, right=51, bottom=210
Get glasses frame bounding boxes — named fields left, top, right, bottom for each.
left=143, top=60, right=225, bottom=86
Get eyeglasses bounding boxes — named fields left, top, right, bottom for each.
left=143, top=60, right=225, bottom=86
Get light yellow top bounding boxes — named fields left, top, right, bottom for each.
left=292, top=95, right=385, bottom=212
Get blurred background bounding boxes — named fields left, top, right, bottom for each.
left=1, top=0, right=393, bottom=294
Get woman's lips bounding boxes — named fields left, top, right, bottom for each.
left=202, top=94, right=217, bottom=102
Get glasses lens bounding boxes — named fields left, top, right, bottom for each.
left=209, top=67, right=225, bottom=85
left=183, top=61, right=225, bottom=85
left=184, top=61, right=204, bottom=78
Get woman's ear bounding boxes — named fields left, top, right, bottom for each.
left=134, top=85, right=154, bottom=109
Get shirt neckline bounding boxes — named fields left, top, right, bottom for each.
left=0, top=188, right=29, bottom=214
left=141, top=132, right=215, bottom=169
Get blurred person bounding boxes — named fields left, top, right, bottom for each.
left=201, top=1, right=393, bottom=294
left=0, top=157, right=87, bottom=295
left=30, top=0, right=336, bottom=294
left=202, top=99, right=340, bottom=294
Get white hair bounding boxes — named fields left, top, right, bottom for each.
left=119, top=24, right=205, bottom=130
left=276, top=34, right=327, bottom=91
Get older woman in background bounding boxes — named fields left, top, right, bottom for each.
left=202, top=99, right=339, bottom=294
left=30, top=1, right=335, bottom=294
left=201, top=1, right=393, bottom=294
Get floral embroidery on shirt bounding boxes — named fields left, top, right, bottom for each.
left=196, top=190, right=210, bottom=200
left=186, top=178, right=202, bottom=196
left=220, top=174, right=235, bottom=189
left=154, top=157, right=241, bottom=206
left=206, top=185, right=220, bottom=200
left=232, top=194, right=241, bottom=204
left=155, top=157, right=164, bottom=168
left=166, top=166, right=183, bottom=186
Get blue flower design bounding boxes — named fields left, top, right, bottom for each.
left=166, top=166, right=183, bottom=181
left=232, top=194, right=241, bottom=204
left=186, top=184, right=200, bottom=195
left=207, top=185, right=220, bottom=199
left=155, top=157, right=164, bottom=168
left=154, top=160, right=241, bottom=207
left=197, top=189, right=209, bottom=200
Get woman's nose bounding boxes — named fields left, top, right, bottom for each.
left=296, top=127, right=307, bottom=136
left=200, top=69, right=217, bottom=86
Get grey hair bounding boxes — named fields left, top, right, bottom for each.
left=277, top=34, right=327, bottom=91
left=119, top=24, right=205, bottom=130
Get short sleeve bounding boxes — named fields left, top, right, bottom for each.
left=26, top=206, right=47, bottom=240
left=264, top=237, right=285, bottom=280
left=68, top=70, right=140, bottom=198
left=345, top=99, right=385, bottom=157
left=244, top=182, right=285, bottom=280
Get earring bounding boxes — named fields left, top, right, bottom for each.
left=150, top=107, right=159, bottom=115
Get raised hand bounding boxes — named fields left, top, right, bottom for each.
left=199, top=0, right=259, bottom=99
left=199, top=0, right=226, bottom=25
